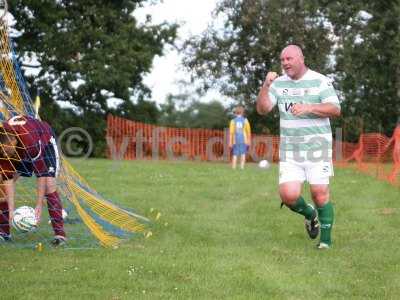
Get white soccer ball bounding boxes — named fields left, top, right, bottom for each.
left=12, top=206, right=37, bottom=233
left=258, top=159, right=270, bottom=169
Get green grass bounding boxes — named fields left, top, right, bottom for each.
left=1, top=159, right=400, bottom=299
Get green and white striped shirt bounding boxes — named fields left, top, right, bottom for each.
left=268, top=69, right=340, bottom=162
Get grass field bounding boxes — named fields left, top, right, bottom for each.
left=1, top=159, right=400, bottom=299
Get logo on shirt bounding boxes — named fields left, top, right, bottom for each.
left=284, top=103, right=294, bottom=112
left=322, top=165, right=330, bottom=173
left=289, top=88, right=302, bottom=96
left=236, top=122, right=243, bottom=129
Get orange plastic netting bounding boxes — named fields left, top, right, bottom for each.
left=107, top=114, right=400, bottom=188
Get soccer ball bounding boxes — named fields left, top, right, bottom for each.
left=258, top=159, right=270, bottom=169
left=12, top=206, right=37, bottom=233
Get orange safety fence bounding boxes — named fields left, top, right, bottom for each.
left=106, top=114, right=280, bottom=162
left=338, top=126, right=400, bottom=188
left=106, top=114, right=400, bottom=188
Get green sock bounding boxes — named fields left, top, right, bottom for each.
left=317, top=201, right=334, bottom=245
left=288, top=196, right=314, bottom=220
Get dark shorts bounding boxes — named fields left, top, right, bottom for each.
left=232, top=144, right=248, bottom=156
left=16, top=138, right=59, bottom=178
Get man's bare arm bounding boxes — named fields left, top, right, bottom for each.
left=291, top=103, right=341, bottom=118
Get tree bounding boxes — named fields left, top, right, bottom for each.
left=113, top=98, right=160, bottom=124
left=318, top=1, right=400, bottom=138
left=8, top=0, right=177, bottom=155
left=186, top=101, right=230, bottom=129
left=183, top=0, right=400, bottom=139
left=158, top=94, right=186, bottom=127
left=183, top=0, right=334, bottom=134
left=159, top=94, right=230, bottom=130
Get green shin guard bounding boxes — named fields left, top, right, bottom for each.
left=317, top=201, right=334, bottom=245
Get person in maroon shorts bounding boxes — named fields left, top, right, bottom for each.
left=0, top=115, right=66, bottom=246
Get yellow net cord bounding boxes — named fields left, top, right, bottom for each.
left=0, top=16, right=147, bottom=247
left=0, top=20, right=25, bottom=116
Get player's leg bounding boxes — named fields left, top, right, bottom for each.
left=231, top=144, right=239, bottom=169
left=310, top=184, right=333, bottom=249
left=308, top=163, right=334, bottom=249
left=0, top=193, right=10, bottom=240
left=239, top=144, right=248, bottom=169
left=44, top=176, right=66, bottom=244
left=279, top=161, right=319, bottom=239
left=279, top=181, right=302, bottom=206
left=240, top=154, right=246, bottom=169
left=231, top=155, right=238, bottom=169
left=41, top=137, right=66, bottom=245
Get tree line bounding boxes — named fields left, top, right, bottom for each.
left=7, top=0, right=400, bottom=156
left=183, top=0, right=400, bottom=141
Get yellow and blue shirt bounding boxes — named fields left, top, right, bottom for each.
left=230, top=116, right=251, bottom=145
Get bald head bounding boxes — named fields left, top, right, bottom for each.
left=280, top=45, right=307, bottom=80
left=281, top=45, right=304, bottom=59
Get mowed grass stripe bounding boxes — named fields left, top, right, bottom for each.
left=1, top=159, right=399, bottom=299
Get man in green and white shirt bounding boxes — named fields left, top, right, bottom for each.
left=256, top=44, right=341, bottom=249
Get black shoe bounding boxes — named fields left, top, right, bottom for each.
left=0, top=234, right=12, bottom=242
left=305, top=206, right=319, bottom=239
left=51, top=236, right=67, bottom=247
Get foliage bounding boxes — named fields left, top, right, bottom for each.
left=159, top=94, right=230, bottom=129
left=8, top=0, right=400, bottom=147
left=113, top=98, right=160, bottom=124
left=183, top=0, right=333, bottom=134
left=318, top=1, right=400, bottom=138
left=9, top=0, right=177, bottom=155
left=183, top=0, right=400, bottom=139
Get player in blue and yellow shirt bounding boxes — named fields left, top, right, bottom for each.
left=229, top=106, right=251, bottom=169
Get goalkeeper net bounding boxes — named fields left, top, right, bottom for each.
left=0, top=4, right=149, bottom=249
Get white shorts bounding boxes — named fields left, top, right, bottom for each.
left=279, top=160, right=333, bottom=185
